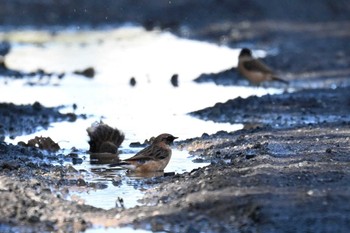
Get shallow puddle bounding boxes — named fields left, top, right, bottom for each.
left=85, top=226, right=151, bottom=233
left=68, top=148, right=211, bottom=210
left=1, top=26, right=282, bottom=213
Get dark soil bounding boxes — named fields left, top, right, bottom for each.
left=0, top=102, right=80, bottom=140
left=0, top=143, right=118, bottom=233
left=0, top=1, right=350, bottom=233
left=138, top=124, right=350, bottom=232
left=191, top=87, right=350, bottom=127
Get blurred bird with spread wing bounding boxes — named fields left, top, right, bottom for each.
left=87, top=121, right=124, bottom=154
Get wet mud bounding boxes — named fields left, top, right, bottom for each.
left=0, top=102, right=80, bottom=140
left=136, top=123, right=350, bottom=232
left=1, top=0, right=350, bottom=232
left=0, top=142, right=119, bottom=233
left=191, top=87, right=350, bottom=127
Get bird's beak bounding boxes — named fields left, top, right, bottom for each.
left=171, top=136, right=178, bottom=143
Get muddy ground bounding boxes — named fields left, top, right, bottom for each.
left=1, top=1, right=350, bottom=233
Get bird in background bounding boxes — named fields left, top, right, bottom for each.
left=109, top=133, right=178, bottom=173
left=86, top=121, right=125, bottom=154
left=237, top=48, right=289, bottom=85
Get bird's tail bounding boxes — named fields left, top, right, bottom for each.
left=272, top=76, right=289, bottom=84
left=87, top=121, right=125, bottom=153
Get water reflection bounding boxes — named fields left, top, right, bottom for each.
left=120, top=170, right=166, bottom=179
left=89, top=153, right=120, bottom=164
left=68, top=148, right=210, bottom=210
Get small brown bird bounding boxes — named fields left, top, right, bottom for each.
left=109, top=133, right=178, bottom=172
left=238, top=48, right=288, bottom=85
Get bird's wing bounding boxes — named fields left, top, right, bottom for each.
left=243, top=59, right=273, bottom=73
left=125, top=145, right=168, bottom=162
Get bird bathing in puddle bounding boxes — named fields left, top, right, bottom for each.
left=86, top=121, right=178, bottom=177
left=86, top=121, right=124, bottom=164
left=109, top=133, right=178, bottom=175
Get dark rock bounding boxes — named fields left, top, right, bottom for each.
left=164, top=172, right=175, bottom=177
left=74, top=67, right=95, bottom=78
left=0, top=42, right=11, bottom=56
left=76, top=178, right=86, bottom=186
left=130, top=77, right=136, bottom=86
left=72, top=157, right=83, bottom=165
left=170, top=74, right=179, bottom=87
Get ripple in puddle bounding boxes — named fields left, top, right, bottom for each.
left=69, top=149, right=210, bottom=210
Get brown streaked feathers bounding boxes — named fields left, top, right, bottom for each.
left=109, top=133, right=177, bottom=172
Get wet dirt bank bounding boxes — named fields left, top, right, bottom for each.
left=2, top=120, right=350, bottom=232
left=0, top=143, right=93, bottom=233
left=1, top=1, right=350, bottom=233
left=128, top=122, right=350, bottom=232
left=0, top=102, right=80, bottom=140
left=0, top=103, right=100, bottom=232
left=191, top=87, right=350, bottom=127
